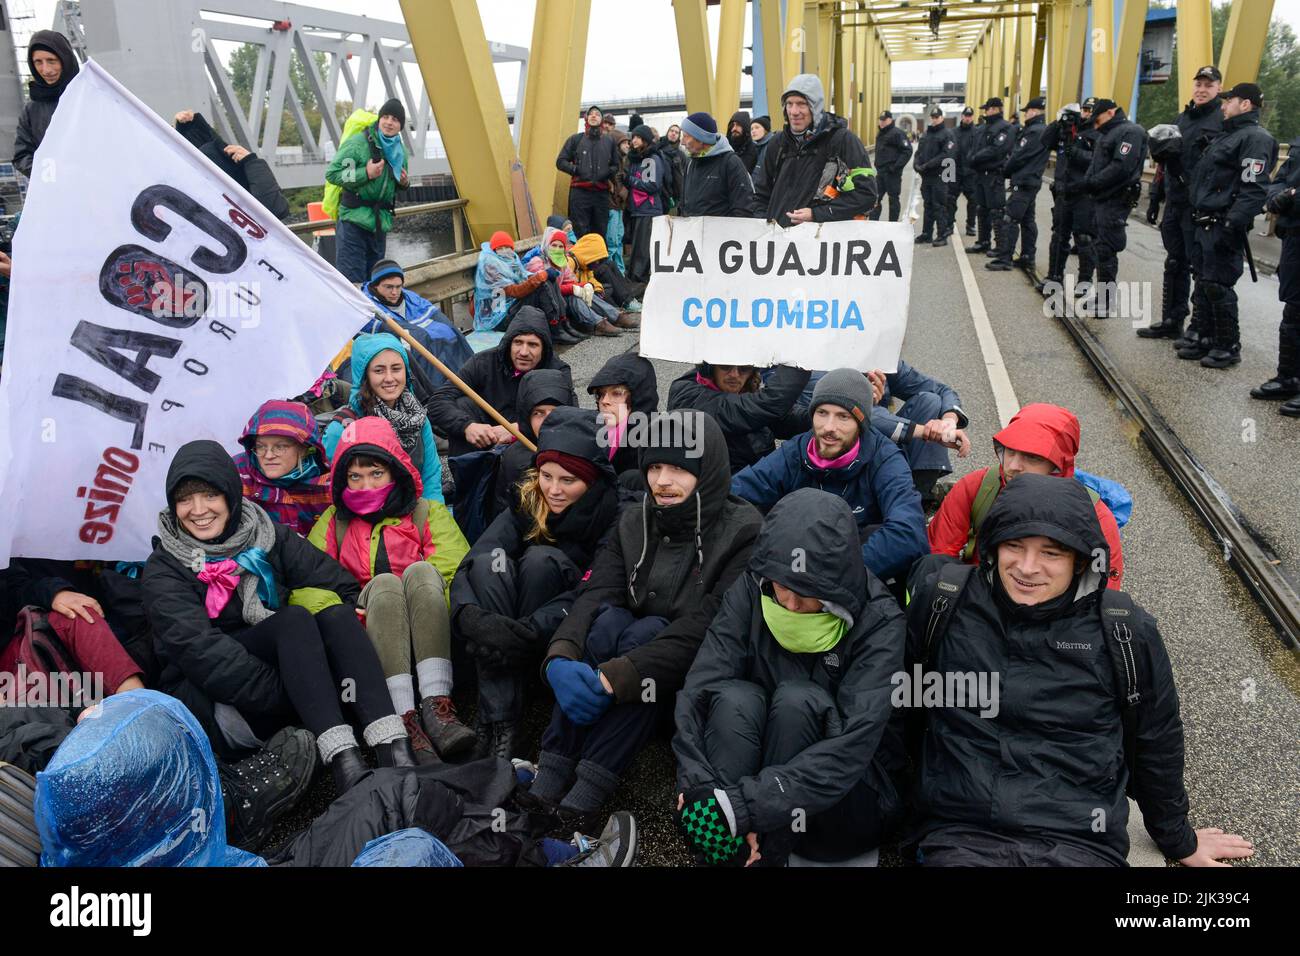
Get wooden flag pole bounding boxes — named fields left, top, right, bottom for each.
left=378, top=314, right=537, bottom=453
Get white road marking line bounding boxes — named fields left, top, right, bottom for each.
left=951, top=233, right=1020, bottom=427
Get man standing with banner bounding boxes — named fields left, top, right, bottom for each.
left=0, top=61, right=381, bottom=567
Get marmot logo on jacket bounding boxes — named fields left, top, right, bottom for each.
left=1055, top=640, right=1093, bottom=651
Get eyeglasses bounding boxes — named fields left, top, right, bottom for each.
left=253, top=441, right=298, bottom=458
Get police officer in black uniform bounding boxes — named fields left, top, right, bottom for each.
left=966, top=97, right=1014, bottom=256
left=1083, top=98, right=1148, bottom=318
left=871, top=110, right=911, bottom=222
left=1259, top=133, right=1300, bottom=416
left=1186, top=82, right=1277, bottom=368
left=1138, top=65, right=1224, bottom=342
left=988, top=96, right=1050, bottom=273
left=914, top=105, right=957, bottom=246
left=949, top=106, right=980, bottom=236
left=1041, top=100, right=1097, bottom=303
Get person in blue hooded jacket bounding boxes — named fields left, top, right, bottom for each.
left=323, top=332, right=444, bottom=503
left=731, top=368, right=928, bottom=586
left=362, top=259, right=473, bottom=391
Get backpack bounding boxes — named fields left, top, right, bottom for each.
left=918, top=562, right=1145, bottom=797
left=322, top=108, right=380, bottom=220
left=7, top=607, right=96, bottom=710
left=962, top=467, right=1103, bottom=561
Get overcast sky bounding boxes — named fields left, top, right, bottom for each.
left=29, top=0, right=1300, bottom=106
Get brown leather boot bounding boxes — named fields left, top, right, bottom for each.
left=614, top=313, right=640, bottom=329
left=590, top=319, right=623, bottom=337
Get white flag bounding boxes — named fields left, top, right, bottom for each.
left=0, top=60, right=374, bottom=566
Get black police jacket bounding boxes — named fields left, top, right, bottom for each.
left=1085, top=109, right=1148, bottom=202
left=1165, top=97, right=1223, bottom=207
left=1004, top=114, right=1050, bottom=189
left=874, top=124, right=911, bottom=178
left=970, top=116, right=1014, bottom=174
left=1189, top=110, right=1278, bottom=231
left=1266, top=136, right=1300, bottom=232
left=915, top=124, right=957, bottom=180
left=954, top=122, right=979, bottom=174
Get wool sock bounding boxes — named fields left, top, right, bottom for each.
left=416, top=657, right=454, bottom=700
left=529, top=750, right=577, bottom=804
left=362, top=714, right=406, bottom=747
left=387, top=674, right=415, bottom=716
left=317, top=724, right=358, bottom=765
left=558, top=758, right=621, bottom=814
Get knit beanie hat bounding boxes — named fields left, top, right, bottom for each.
left=630, top=124, right=655, bottom=145
left=681, top=112, right=719, bottom=145
left=535, top=450, right=600, bottom=487
left=378, top=98, right=406, bottom=127
left=489, top=230, right=515, bottom=251
left=811, top=368, right=873, bottom=432
left=369, top=258, right=403, bottom=285
left=754, top=115, right=772, bottom=133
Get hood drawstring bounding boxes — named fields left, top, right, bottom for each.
left=628, top=493, right=651, bottom=604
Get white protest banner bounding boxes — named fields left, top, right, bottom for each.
left=0, top=60, right=376, bottom=566
left=637, top=215, right=913, bottom=371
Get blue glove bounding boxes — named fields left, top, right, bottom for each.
left=547, top=659, right=612, bottom=726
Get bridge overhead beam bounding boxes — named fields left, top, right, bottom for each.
left=1053, top=0, right=1088, bottom=109
left=1219, top=0, right=1276, bottom=88
left=1028, top=5, right=1046, bottom=106
left=1176, top=0, right=1213, bottom=108
left=784, top=0, right=806, bottom=86
left=673, top=0, right=715, bottom=115
left=715, top=0, right=747, bottom=119
left=401, top=0, right=517, bottom=242
left=1092, top=0, right=1115, bottom=99
left=520, top=0, right=591, bottom=224
left=1110, top=0, right=1148, bottom=114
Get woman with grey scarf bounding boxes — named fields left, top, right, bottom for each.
left=142, top=440, right=415, bottom=793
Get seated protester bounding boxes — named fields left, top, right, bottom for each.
left=905, top=474, right=1253, bottom=867
left=323, top=333, right=445, bottom=503
left=233, top=400, right=332, bottom=537
left=587, top=353, right=659, bottom=479
left=429, top=308, right=576, bottom=458
left=472, top=230, right=566, bottom=333
left=533, top=412, right=761, bottom=816
left=570, top=232, right=641, bottom=315
left=672, top=489, right=905, bottom=867
left=731, top=369, right=929, bottom=585
left=309, top=417, right=475, bottom=762
left=450, top=408, right=620, bottom=760
left=524, top=225, right=622, bottom=341
left=3, top=558, right=158, bottom=686
left=493, top=368, right=576, bottom=520
left=545, top=213, right=578, bottom=245
left=174, top=110, right=289, bottom=221
left=142, top=440, right=415, bottom=794
left=927, top=402, right=1124, bottom=589
left=867, top=360, right=972, bottom=503
left=363, top=259, right=474, bottom=391
left=667, top=361, right=811, bottom=475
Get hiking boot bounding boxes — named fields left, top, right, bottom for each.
left=590, top=319, right=623, bottom=337
left=931, top=236, right=947, bottom=247
left=1013, top=256, right=1036, bottom=272
left=614, top=313, right=640, bottom=329
left=965, top=225, right=977, bottom=237
left=563, top=320, right=591, bottom=341
left=474, top=720, right=520, bottom=761
left=374, top=735, right=417, bottom=768
left=983, top=246, right=999, bottom=257
left=0, top=762, right=40, bottom=867
left=401, top=709, right=441, bottom=765
left=329, top=746, right=368, bottom=794
left=624, top=298, right=643, bottom=313
left=1250, top=376, right=1300, bottom=400
left=420, top=695, right=477, bottom=760
left=1280, top=396, right=1300, bottom=418
left=220, top=726, right=319, bottom=851
left=1136, top=319, right=1183, bottom=339
left=1172, top=330, right=1200, bottom=350
left=914, top=234, right=933, bottom=244
left=560, top=811, right=639, bottom=867
left=1200, top=347, right=1242, bottom=369
left=965, top=242, right=990, bottom=253
left=1177, top=341, right=1211, bottom=360
left=985, top=259, right=1013, bottom=271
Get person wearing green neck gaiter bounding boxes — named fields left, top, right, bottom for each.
left=672, top=488, right=906, bottom=868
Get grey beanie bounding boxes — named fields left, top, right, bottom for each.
left=811, top=368, right=873, bottom=432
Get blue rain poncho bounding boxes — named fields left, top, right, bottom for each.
left=472, top=241, right=530, bottom=332
left=351, top=828, right=463, bottom=867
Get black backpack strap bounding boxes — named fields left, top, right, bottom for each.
left=1099, top=588, right=1142, bottom=794
left=920, top=562, right=975, bottom=666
